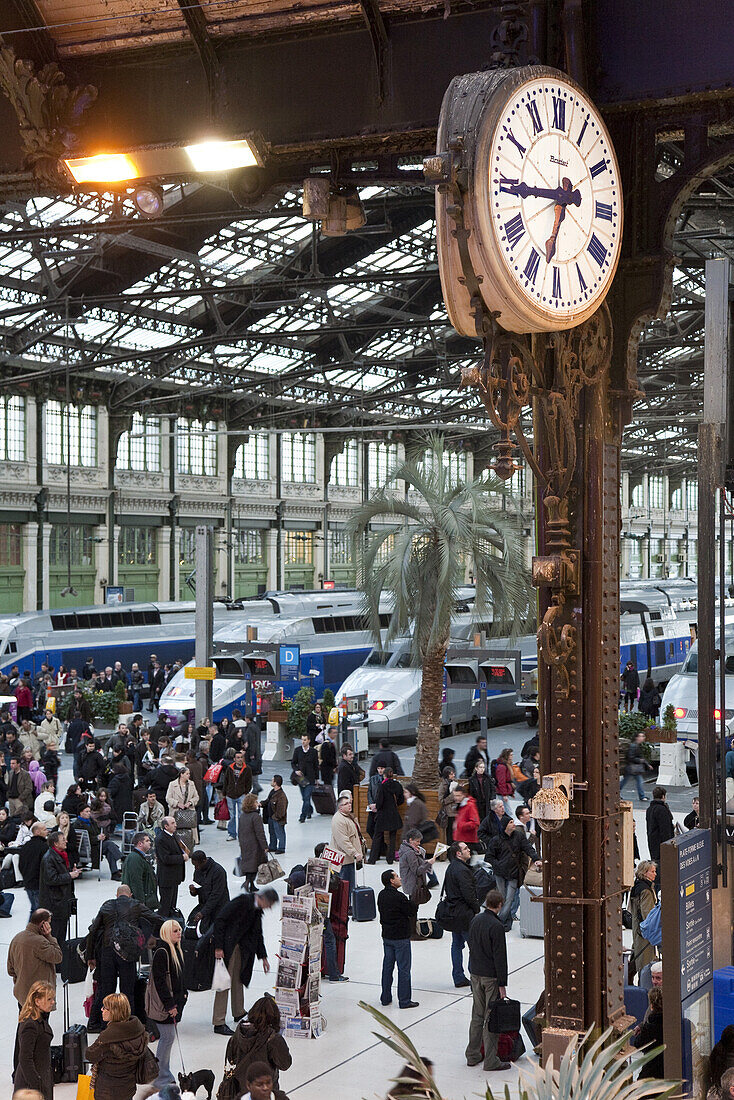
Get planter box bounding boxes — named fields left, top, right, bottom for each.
left=268, top=710, right=289, bottom=724
left=354, top=777, right=445, bottom=855
left=118, top=702, right=133, bottom=715
left=644, top=727, right=677, bottom=744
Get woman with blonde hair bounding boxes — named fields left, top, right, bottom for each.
left=629, top=859, right=659, bottom=975
left=238, top=792, right=268, bottom=891
left=86, top=993, right=152, bottom=1100
left=147, top=920, right=187, bottom=1090
left=13, top=980, right=55, bottom=1099
left=166, top=765, right=200, bottom=847
left=55, top=810, right=80, bottom=867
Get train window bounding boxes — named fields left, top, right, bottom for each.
left=98, top=613, right=112, bottom=628
left=653, top=626, right=664, bottom=637
left=379, top=613, right=391, bottom=629
left=365, top=651, right=393, bottom=666
left=396, top=652, right=413, bottom=668
left=650, top=611, right=662, bottom=621
left=726, top=656, right=734, bottom=675
left=683, top=650, right=698, bottom=673
left=76, top=614, right=91, bottom=629
left=7, top=641, right=15, bottom=653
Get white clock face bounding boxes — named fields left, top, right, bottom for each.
left=488, top=75, right=621, bottom=323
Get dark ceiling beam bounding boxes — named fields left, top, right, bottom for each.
left=0, top=0, right=57, bottom=67
left=176, top=0, right=219, bottom=114
left=358, top=0, right=390, bottom=104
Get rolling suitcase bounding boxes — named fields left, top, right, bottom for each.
left=60, top=980, right=88, bottom=1082
left=517, top=884, right=544, bottom=939
left=61, top=910, right=88, bottom=983
left=311, top=783, right=337, bottom=816
left=352, top=869, right=376, bottom=922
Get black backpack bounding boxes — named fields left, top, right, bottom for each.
left=111, top=919, right=146, bottom=962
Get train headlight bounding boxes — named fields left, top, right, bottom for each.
left=369, top=700, right=393, bottom=711
left=674, top=707, right=687, bottom=719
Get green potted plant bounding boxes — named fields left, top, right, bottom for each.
left=286, top=686, right=314, bottom=741
left=115, top=677, right=133, bottom=715
left=92, top=690, right=120, bottom=726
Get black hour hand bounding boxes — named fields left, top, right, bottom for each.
left=509, top=179, right=581, bottom=206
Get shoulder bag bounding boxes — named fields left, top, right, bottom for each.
left=174, top=806, right=197, bottom=831
left=145, top=952, right=171, bottom=1023
left=136, top=1046, right=160, bottom=1084
left=256, top=854, right=285, bottom=885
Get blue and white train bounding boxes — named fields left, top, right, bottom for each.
left=660, top=610, right=734, bottom=758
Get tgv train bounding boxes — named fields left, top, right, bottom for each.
left=337, top=581, right=696, bottom=740
left=158, top=590, right=400, bottom=722
left=660, top=618, right=734, bottom=757
left=0, top=600, right=246, bottom=677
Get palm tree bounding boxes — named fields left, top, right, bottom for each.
left=348, top=434, right=529, bottom=788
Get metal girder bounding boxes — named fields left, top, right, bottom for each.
left=357, top=0, right=390, bottom=104
left=0, top=0, right=57, bottom=67
left=176, top=0, right=219, bottom=115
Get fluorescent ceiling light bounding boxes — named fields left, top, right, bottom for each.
left=184, top=140, right=259, bottom=173
left=65, top=153, right=138, bottom=183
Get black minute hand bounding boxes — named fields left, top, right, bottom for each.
left=509, top=179, right=581, bottom=206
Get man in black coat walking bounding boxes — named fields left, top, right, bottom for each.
left=155, top=816, right=189, bottom=916
left=147, top=757, right=179, bottom=811
left=484, top=818, right=538, bottom=931
left=478, top=800, right=512, bottom=851
left=38, top=831, right=81, bottom=945
left=18, top=822, right=48, bottom=915
left=442, top=841, right=480, bottom=988
left=369, top=740, right=404, bottom=778
left=377, top=869, right=418, bottom=1009
left=244, top=715, right=263, bottom=794
left=466, top=888, right=511, bottom=1072
left=85, top=884, right=163, bottom=1031
left=291, top=734, right=319, bottom=822
left=464, top=736, right=488, bottom=778
left=336, top=744, right=362, bottom=800
left=646, top=786, right=674, bottom=865
left=211, top=888, right=278, bottom=1035
left=189, top=850, right=229, bottom=933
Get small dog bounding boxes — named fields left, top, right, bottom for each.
left=179, top=1069, right=215, bottom=1100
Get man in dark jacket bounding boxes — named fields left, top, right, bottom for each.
left=319, top=729, right=338, bottom=787
left=75, top=739, right=106, bottom=791
left=484, top=818, right=538, bottom=931
left=335, top=743, right=361, bottom=801
left=147, top=756, right=180, bottom=811
left=39, top=831, right=80, bottom=944
left=622, top=660, right=640, bottom=712
left=291, top=734, right=319, bottom=822
left=7, top=756, right=34, bottom=815
left=86, top=884, right=163, bottom=1031
left=155, top=816, right=189, bottom=916
left=18, top=822, right=48, bottom=915
left=244, top=715, right=263, bottom=794
left=466, top=888, right=511, bottom=1072
left=212, top=888, right=278, bottom=1035
left=442, top=841, right=480, bottom=987
left=209, top=723, right=226, bottom=762
left=464, top=736, right=488, bottom=778
left=121, top=832, right=158, bottom=908
left=189, top=850, right=229, bottom=933
left=222, top=751, right=253, bottom=841
left=377, top=868, right=418, bottom=1009
left=369, top=740, right=404, bottom=778
left=646, top=786, right=674, bottom=864
left=478, top=800, right=512, bottom=851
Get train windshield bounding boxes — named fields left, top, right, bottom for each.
left=682, top=649, right=697, bottom=673
left=365, top=651, right=394, bottom=666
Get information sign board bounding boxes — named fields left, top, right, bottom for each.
left=677, top=830, right=713, bottom=999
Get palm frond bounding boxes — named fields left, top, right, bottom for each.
left=359, top=1002, right=444, bottom=1100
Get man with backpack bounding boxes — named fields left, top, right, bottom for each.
left=85, top=884, right=163, bottom=1032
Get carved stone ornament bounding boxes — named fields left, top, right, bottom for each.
left=0, top=41, right=97, bottom=188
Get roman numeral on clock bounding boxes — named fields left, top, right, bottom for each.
left=505, top=130, right=526, bottom=158
left=552, top=267, right=562, bottom=298
left=589, top=159, right=608, bottom=179
left=587, top=233, right=608, bottom=267
left=499, top=176, right=519, bottom=194
left=595, top=200, right=613, bottom=221
left=503, top=213, right=525, bottom=250
left=576, top=263, right=587, bottom=292
left=576, top=116, right=589, bottom=147
left=523, top=248, right=541, bottom=285
left=526, top=99, right=543, bottom=135
left=552, top=95, right=566, bottom=132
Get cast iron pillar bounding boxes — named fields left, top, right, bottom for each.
left=464, top=304, right=628, bottom=1052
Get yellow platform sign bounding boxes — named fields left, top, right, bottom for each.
left=184, top=666, right=216, bottom=680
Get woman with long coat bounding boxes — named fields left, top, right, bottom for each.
left=238, top=792, right=269, bottom=890
left=224, top=994, right=292, bottom=1096
left=469, top=760, right=495, bottom=823
left=166, top=766, right=200, bottom=846
left=368, top=768, right=404, bottom=864
left=87, top=992, right=150, bottom=1100
left=13, top=979, right=55, bottom=1099
left=629, top=859, right=659, bottom=975
left=107, top=762, right=134, bottom=825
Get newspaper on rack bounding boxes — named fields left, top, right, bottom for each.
left=275, top=957, right=301, bottom=990
left=279, top=942, right=306, bottom=965
left=281, top=917, right=308, bottom=945
left=282, top=894, right=315, bottom=922
left=305, top=857, right=330, bottom=892
left=284, top=1016, right=312, bottom=1039
left=275, top=989, right=300, bottom=1018
left=314, top=890, right=331, bottom=919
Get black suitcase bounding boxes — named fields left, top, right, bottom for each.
left=488, top=997, right=522, bottom=1034
left=352, top=871, right=376, bottom=922
left=60, top=981, right=88, bottom=1082
left=183, top=926, right=215, bottom=992
left=0, top=866, right=16, bottom=890
left=133, top=974, right=148, bottom=1023
left=312, top=784, right=336, bottom=816
left=61, top=912, right=88, bottom=984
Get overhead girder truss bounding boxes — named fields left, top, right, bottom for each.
left=0, top=163, right=731, bottom=470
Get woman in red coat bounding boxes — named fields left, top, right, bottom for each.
left=453, top=783, right=480, bottom=848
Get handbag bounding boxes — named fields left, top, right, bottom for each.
left=488, top=997, right=522, bottom=1033
left=203, top=762, right=223, bottom=783
left=212, top=956, right=232, bottom=992
left=214, top=798, right=230, bottom=822
left=410, top=881, right=431, bottom=907
left=261, top=797, right=271, bottom=824
left=174, top=807, right=197, bottom=831
left=76, top=1073, right=95, bottom=1100
left=136, top=1047, right=159, bottom=1084
left=414, top=918, right=444, bottom=940
left=417, top=819, right=439, bottom=843
left=435, top=807, right=448, bottom=831
left=622, top=907, right=633, bottom=930
left=256, top=855, right=285, bottom=885
left=217, top=1066, right=240, bottom=1100
left=145, top=954, right=170, bottom=1023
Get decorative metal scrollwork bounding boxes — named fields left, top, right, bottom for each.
left=537, top=593, right=577, bottom=699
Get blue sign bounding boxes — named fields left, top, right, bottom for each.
left=677, top=829, right=713, bottom=1000
left=279, top=644, right=300, bottom=680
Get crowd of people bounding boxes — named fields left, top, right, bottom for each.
left=0, top=669, right=708, bottom=1100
